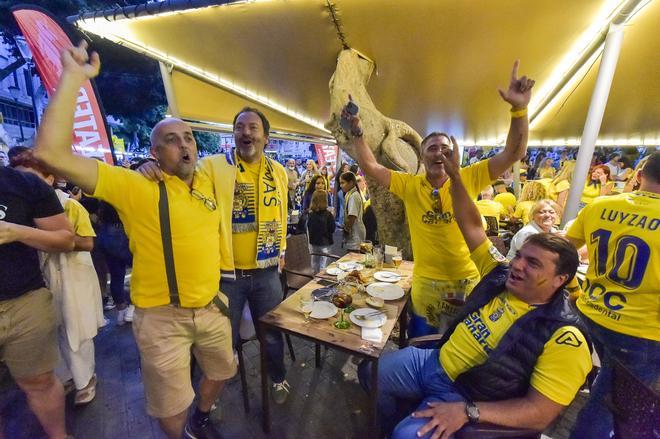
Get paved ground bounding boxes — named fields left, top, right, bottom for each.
left=0, top=230, right=588, bottom=438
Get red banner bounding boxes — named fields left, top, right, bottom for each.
left=12, top=7, right=114, bottom=164
left=313, top=143, right=338, bottom=172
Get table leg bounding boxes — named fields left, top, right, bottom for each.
left=258, top=324, right=270, bottom=433
left=369, top=359, right=380, bottom=436
left=398, top=300, right=409, bottom=348
left=315, top=343, right=321, bottom=368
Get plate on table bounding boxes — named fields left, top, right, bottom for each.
left=310, top=301, right=337, bottom=319
left=373, top=271, right=401, bottom=283
left=311, top=287, right=336, bottom=301
left=349, top=308, right=387, bottom=328
left=325, top=267, right=342, bottom=276
left=338, top=261, right=364, bottom=272
left=367, top=282, right=405, bottom=301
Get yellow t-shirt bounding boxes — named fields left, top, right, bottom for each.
left=440, top=240, right=592, bottom=405
left=513, top=200, right=535, bottom=224
left=232, top=159, right=260, bottom=269
left=538, top=167, right=556, bottom=179
left=93, top=162, right=221, bottom=308
left=476, top=199, right=505, bottom=220
left=389, top=160, right=491, bottom=280
left=548, top=179, right=570, bottom=201
left=494, top=192, right=516, bottom=214
left=580, top=180, right=614, bottom=205
left=64, top=198, right=95, bottom=237
left=567, top=191, right=660, bottom=341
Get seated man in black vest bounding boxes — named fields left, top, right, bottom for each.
left=359, top=137, right=592, bottom=438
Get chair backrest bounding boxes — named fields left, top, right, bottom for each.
left=284, top=233, right=312, bottom=273
left=484, top=216, right=499, bottom=236
left=612, top=358, right=660, bottom=438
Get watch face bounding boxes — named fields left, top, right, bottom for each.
left=466, top=403, right=480, bottom=422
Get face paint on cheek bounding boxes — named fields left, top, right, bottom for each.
left=536, top=278, right=548, bottom=287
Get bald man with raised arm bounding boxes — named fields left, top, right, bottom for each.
left=343, top=61, right=534, bottom=338
left=34, top=41, right=236, bottom=439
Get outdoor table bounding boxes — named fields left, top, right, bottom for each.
left=258, top=252, right=414, bottom=434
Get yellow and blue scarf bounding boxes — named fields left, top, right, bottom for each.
left=229, top=151, right=285, bottom=268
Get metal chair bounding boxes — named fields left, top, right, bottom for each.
left=611, top=358, right=659, bottom=439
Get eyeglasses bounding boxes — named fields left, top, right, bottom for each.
left=431, top=188, right=443, bottom=213
left=191, top=189, right=217, bottom=211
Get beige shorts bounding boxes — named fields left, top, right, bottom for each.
left=0, top=288, right=58, bottom=378
left=132, top=296, right=237, bottom=418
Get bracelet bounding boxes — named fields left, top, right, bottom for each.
left=510, top=107, right=528, bottom=118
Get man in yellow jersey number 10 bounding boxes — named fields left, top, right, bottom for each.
left=567, top=151, right=660, bottom=438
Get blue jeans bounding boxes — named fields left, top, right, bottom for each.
left=336, top=190, right=345, bottom=225
left=220, top=267, right=286, bottom=383
left=570, top=315, right=660, bottom=439
left=359, top=347, right=465, bottom=437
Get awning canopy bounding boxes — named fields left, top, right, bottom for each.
left=71, top=0, right=659, bottom=146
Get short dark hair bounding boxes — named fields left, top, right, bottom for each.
left=233, top=107, right=270, bottom=137
left=340, top=171, right=358, bottom=185
left=524, top=233, right=579, bottom=284
left=8, top=146, right=48, bottom=175
left=421, top=132, right=451, bottom=150
left=641, top=151, right=660, bottom=184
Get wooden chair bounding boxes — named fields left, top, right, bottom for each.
left=611, top=358, right=659, bottom=438
left=407, top=334, right=542, bottom=439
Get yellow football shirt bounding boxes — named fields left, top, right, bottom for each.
left=494, top=192, right=516, bottom=215
left=440, top=240, right=592, bottom=405
left=567, top=191, right=660, bottom=341
left=389, top=160, right=491, bottom=280
left=63, top=198, right=95, bottom=237
left=93, top=162, right=221, bottom=308
left=513, top=200, right=535, bottom=224
left=548, top=179, right=570, bottom=201
left=476, top=199, right=505, bottom=219
left=232, top=159, right=261, bottom=269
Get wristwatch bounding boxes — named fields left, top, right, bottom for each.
left=465, top=401, right=480, bottom=424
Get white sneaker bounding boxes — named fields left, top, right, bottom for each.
left=116, top=308, right=127, bottom=326
left=124, top=304, right=135, bottom=322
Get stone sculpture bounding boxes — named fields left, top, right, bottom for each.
left=326, top=49, right=423, bottom=258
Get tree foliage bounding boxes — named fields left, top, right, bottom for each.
left=0, top=0, right=205, bottom=152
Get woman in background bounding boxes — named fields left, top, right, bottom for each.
left=507, top=199, right=561, bottom=259
left=580, top=164, right=613, bottom=208
left=339, top=172, right=366, bottom=251
left=307, top=190, right=336, bottom=272
left=512, top=180, right=548, bottom=224
left=334, top=162, right=350, bottom=227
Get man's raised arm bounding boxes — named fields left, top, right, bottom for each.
left=33, top=41, right=101, bottom=195
left=341, top=97, right=391, bottom=188
left=488, top=60, right=534, bottom=180
left=441, top=137, right=488, bottom=252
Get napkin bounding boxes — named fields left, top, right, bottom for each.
left=384, top=245, right=397, bottom=264
left=361, top=327, right=383, bottom=343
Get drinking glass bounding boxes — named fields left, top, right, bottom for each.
left=392, top=250, right=403, bottom=273
left=300, top=296, right=314, bottom=324
left=332, top=292, right=352, bottom=329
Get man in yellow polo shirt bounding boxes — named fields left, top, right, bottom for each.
left=567, top=151, right=660, bottom=439
left=34, top=42, right=235, bottom=439
left=344, top=61, right=534, bottom=337
left=359, top=138, right=591, bottom=438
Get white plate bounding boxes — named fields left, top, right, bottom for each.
left=338, top=261, right=364, bottom=272
left=309, top=301, right=337, bottom=319
left=367, top=282, right=405, bottom=300
left=349, top=308, right=387, bottom=328
left=373, top=271, right=401, bottom=283
left=325, top=267, right=342, bottom=276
